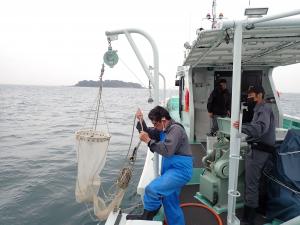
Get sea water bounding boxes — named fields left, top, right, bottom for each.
left=0, top=85, right=298, bottom=225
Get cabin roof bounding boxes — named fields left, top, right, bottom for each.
left=183, top=18, right=300, bottom=67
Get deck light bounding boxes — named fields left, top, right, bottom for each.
left=244, top=8, right=268, bottom=17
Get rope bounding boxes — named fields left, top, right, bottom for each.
left=122, top=202, right=143, bottom=214
left=94, top=63, right=105, bottom=131
left=119, top=57, right=147, bottom=88
left=263, top=170, right=300, bottom=195
left=278, top=150, right=300, bottom=155
left=123, top=115, right=137, bottom=161
left=117, top=167, right=133, bottom=189
left=100, top=98, right=110, bottom=134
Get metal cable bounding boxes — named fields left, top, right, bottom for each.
left=119, top=57, right=147, bottom=88
left=263, top=170, right=300, bottom=195
left=94, top=64, right=105, bottom=131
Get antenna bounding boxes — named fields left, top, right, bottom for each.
left=212, top=0, right=217, bottom=29
left=206, top=0, right=224, bottom=29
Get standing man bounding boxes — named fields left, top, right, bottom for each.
left=207, top=78, right=231, bottom=135
left=233, top=86, right=275, bottom=225
left=126, top=106, right=193, bottom=225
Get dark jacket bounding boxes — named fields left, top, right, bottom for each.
left=207, top=87, right=231, bottom=116
left=242, top=102, right=275, bottom=146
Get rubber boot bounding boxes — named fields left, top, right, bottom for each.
left=126, top=208, right=160, bottom=220
left=241, top=205, right=256, bottom=225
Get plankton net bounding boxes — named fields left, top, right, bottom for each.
left=75, top=41, right=137, bottom=221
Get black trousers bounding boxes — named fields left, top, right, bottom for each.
left=245, top=147, right=271, bottom=208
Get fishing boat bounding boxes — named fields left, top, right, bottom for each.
left=76, top=3, right=300, bottom=225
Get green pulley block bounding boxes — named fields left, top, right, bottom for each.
left=103, top=47, right=119, bottom=68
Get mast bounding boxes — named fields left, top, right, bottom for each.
left=212, top=0, right=217, bottom=29
left=206, top=0, right=223, bottom=29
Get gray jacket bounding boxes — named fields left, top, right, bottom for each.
left=242, top=102, right=275, bottom=146
left=137, top=119, right=192, bottom=157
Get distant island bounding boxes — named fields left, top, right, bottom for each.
left=75, top=80, right=143, bottom=88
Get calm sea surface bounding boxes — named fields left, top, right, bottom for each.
left=0, top=85, right=299, bottom=225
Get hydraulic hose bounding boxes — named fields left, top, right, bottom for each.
left=164, top=202, right=223, bottom=225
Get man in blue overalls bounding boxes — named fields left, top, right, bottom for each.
left=126, top=106, right=193, bottom=225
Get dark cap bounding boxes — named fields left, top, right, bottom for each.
left=247, top=85, right=265, bottom=95
left=217, top=79, right=227, bottom=84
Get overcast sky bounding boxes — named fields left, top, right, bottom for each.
left=0, top=0, right=300, bottom=92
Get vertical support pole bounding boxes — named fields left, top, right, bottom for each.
left=153, top=46, right=160, bottom=177
left=159, top=72, right=166, bottom=105
left=227, top=22, right=243, bottom=225
left=268, top=68, right=283, bottom=127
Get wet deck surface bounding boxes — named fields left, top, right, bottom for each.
left=180, top=143, right=267, bottom=225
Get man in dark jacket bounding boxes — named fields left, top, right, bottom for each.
left=207, top=79, right=231, bottom=135
left=233, top=86, right=276, bottom=225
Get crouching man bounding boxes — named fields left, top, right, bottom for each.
left=126, top=106, right=193, bottom=225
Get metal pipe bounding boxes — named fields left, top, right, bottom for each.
left=246, top=9, right=300, bottom=26
left=105, top=28, right=159, bottom=105
left=192, top=32, right=225, bottom=67
left=221, top=11, right=300, bottom=30
left=227, top=22, right=243, bottom=225
left=106, top=28, right=160, bottom=177
left=123, top=31, right=154, bottom=85
left=187, top=67, right=195, bottom=141
left=159, top=72, right=166, bottom=105
left=268, top=68, right=284, bottom=127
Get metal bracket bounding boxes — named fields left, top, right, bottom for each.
left=228, top=189, right=241, bottom=198
left=107, top=35, right=118, bottom=41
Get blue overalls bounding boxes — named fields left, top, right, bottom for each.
left=143, top=132, right=193, bottom=225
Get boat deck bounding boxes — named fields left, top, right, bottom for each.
left=180, top=144, right=267, bottom=225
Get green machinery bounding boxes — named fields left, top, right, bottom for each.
left=195, top=117, right=248, bottom=213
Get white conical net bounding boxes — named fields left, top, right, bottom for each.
left=75, top=64, right=136, bottom=221
left=75, top=129, right=111, bottom=203
left=75, top=129, right=134, bottom=221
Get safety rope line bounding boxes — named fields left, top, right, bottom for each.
left=278, top=150, right=300, bottom=155
left=263, top=170, right=300, bottom=195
